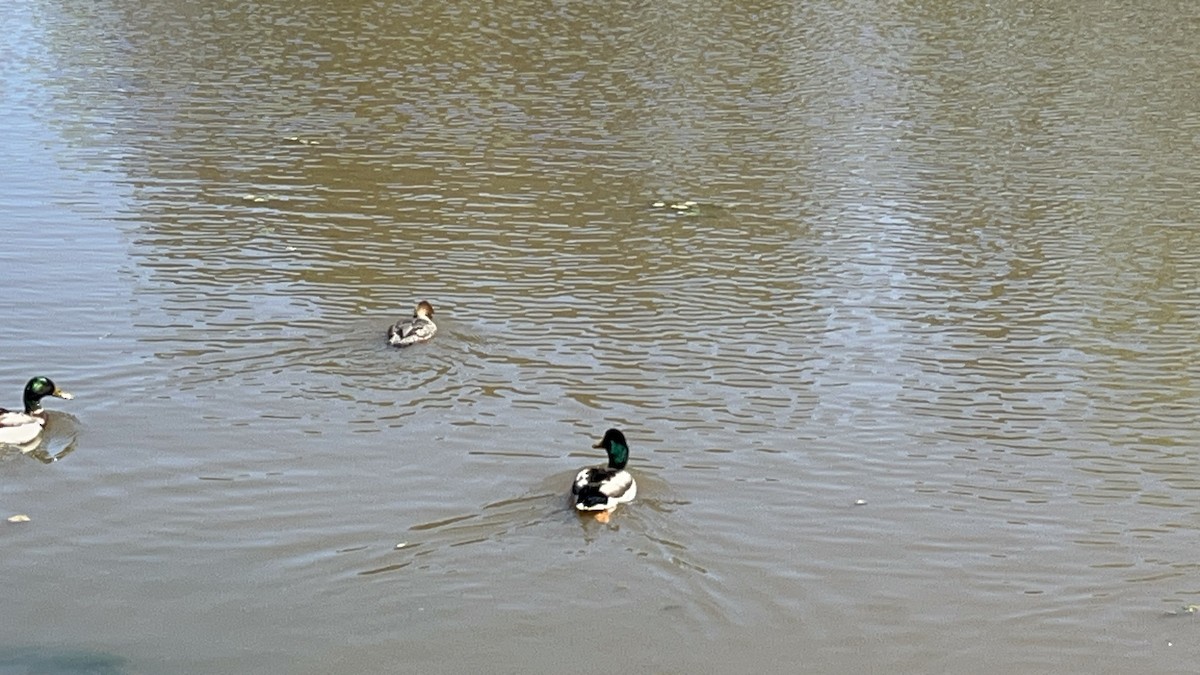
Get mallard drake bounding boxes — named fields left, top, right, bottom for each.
left=572, top=428, right=637, bottom=522
left=0, top=376, right=74, bottom=446
left=387, top=300, right=437, bottom=347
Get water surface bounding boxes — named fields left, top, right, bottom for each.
left=2, top=0, right=1199, bottom=672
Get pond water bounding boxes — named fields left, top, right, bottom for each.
left=2, top=0, right=1199, bottom=673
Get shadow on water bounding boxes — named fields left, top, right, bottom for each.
left=0, top=647, right=127, bottom=675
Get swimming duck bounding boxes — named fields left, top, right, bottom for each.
left=387, top=300, right=437, bottom=347
left=0, top=376, right=74, bottom=446
left=572, top=428, right=637, bottom=522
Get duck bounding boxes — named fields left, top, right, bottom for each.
left=387, top=300, right=437, bottom=347
left=572, top=428, right=638, bottom=522
left=0, top=376, right=74, bottom=446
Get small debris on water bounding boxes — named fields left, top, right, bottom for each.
left=6, top=514, right=31, bottom=523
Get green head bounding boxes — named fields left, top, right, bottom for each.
left=23, top=376, right=73, bottom=414
left=593, top=428, right=630, bottom=470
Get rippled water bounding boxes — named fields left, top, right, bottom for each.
left=3, top=0, right=1200, bottom=672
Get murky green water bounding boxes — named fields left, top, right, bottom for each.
left=2, top=0, right=1199, bottom=672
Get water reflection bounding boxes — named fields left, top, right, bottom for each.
left=5, top=0, right=1200, bottom=671
left=0, top=412, right=80, bottom=464
left=0, top=648, right=127, bottom=675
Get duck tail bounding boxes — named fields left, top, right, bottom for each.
left=574, top=486, right=611, bottom=510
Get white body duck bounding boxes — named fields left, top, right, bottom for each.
left=0, top=376, right=74, bottom=447
left=572, top=428, right=637, bottom=522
